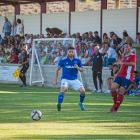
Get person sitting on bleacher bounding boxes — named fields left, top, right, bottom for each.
left=124, top=71, right=139, bottom=95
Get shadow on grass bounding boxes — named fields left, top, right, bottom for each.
left=11, top=134, right=140, bottom=140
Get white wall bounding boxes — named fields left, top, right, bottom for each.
left=16, top=14, right=40, bottom=35
left=0, top=16, right=14, bottom=37
left=103, top=8, right=136, bottom=41
left=71, top=10, right=100, bottom=36
left=42, top=12, right=69, bottom=36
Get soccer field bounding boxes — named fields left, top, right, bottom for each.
left=0, top=84, right=140, bottom=140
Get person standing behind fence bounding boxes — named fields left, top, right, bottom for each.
left=2, top=17, right=12, bottom=36
left=16, top=19, right=24, bottom=37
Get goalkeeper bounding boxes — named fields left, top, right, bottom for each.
left=53, top=46, right=86, bottom=111
left=19, top=45, right=29, bottom=87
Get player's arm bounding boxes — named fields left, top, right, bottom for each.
left=115, top=61, right=135, bottom=66
left=113, top=66, right=122, bottom=79
left=53, top=67, right=61, bottom=87
left=74, top=64, right=84, bottom=72
left=75, top=60, right=84, bottom=73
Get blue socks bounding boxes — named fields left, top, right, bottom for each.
left=58, top=92, right=64, bottom=104
left=80, top=94, right=85, bottom=103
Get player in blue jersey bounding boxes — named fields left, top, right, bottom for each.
left=53, top=46, right=86, bottom=111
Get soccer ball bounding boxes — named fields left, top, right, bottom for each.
left=31, top=110, right=42, bottom=121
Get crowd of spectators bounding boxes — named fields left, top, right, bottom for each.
left=0, top=16, right=139, bottom=67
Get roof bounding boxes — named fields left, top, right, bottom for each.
left=0, top=0, right=68, bottom=6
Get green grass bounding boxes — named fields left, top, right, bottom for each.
left=0, top=84, right=140, bottom=140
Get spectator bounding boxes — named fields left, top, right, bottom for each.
left=88, top=31, right=95, bottom=42
left=104, top=63, right=114, bottom=93
left=93, top=31, right=101, bottom=44
left=4, top=44, right=9, bottom=53
left=114, top=34, right=122, bottom=45
left=104, top=43, right=118, bottom=67
left=47, top=33, right=50, bottom=38
left=50, top=32, right=54, bottom=38
left=123, top=32, right=134, bottom=44
left=78, top=42, right=84, bottom=58
left=1, top=51, right=6, bottom=63
left=35, top=51, right=42, bottom=64
left=109, top=31, right=115, bottom=42
left=135, top=33, right=140, bottom=44
left=46, top=27, right=62, bottom=35
left=27, top=44, right=32, bottom=53
left=11, top=45, right=20, bottom=55
left=84, top=32, right=89, bottom=42
left=14, top=21, right=17, bottom=37
left=51, top=52, right=61, bottom=65
left=25, top=35, right=31, bottom=44
left=0, top=43, right=4, bottom=51
left=86, top=42, right=92, bottom=55
left=99, top=42, right=105, bottom=54
left=3, top=36, right=8, bottom=44
left=16, top=35, right=21, bottom=45
left=8, top=44, right=12, bottom=53
left=103, top=33, right=110, bottom=43
left=42, top=44, right=48, bottom=53
left=62, top=32, right=68, bottom=47
left=2, top=17, right=12, bottom=36
left=41, top=51, right=49, bottom=65
left=90, top=43, right=95, bottom=55
left=0, top=35, right=4, bottom=43
left=81, top=34, right=86, bottom=43
left=51, top=44, right=57, bottom=53
left=110, top=34, right=117, bottom=49
left=124, top=71, right=139, bottom=95
left=7, top=50, right=18, bottom=64
left=16, top=19, right=24, bottom=37
left=4, top=51, right=11, bottom=63
left=9, top=36, right=15, bottom=45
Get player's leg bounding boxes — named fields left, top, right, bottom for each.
left=19, top=72, right=26, bottom=87
left=19, top=66, right=28, bottom=87
left=109, top=77, right=132, bottom=113
left=97, top=71, right=103, bottom=92
left=92, top=71, right=98, bottom=92
left=109, top=77, right=121, bottom=112
left=57, top=79, right=69, bottom=111
left=70, top=80, right=85, bottom=111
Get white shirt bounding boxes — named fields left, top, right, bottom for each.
left=107, top=47, right=118, bottom=58
left=99, top=47, right=104, bottom=53
left=14, top=25, right=17, bottom=36
left=43, top=47, right=48, bottom=53
left=54, top=56, right=60, bottom=65
left=25, top=38, right=31, bottom=44
left=16, top=24, right=23, bottom=34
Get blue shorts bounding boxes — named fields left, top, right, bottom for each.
left=114, top=76, right=132, bottom=89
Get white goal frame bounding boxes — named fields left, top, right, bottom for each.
left=29, top=38, right=83, bottom=86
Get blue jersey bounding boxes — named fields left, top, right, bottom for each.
left=57, top=56, right=83, bottom=80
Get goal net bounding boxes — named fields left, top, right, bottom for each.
left=29, top=38, right=83, bottom=87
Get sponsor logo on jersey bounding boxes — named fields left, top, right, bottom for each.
left=97, top=55, right=99, bottom=58
left=65, top=66, right=76, bottom=68
left=126, top=57, right=129, bottom=60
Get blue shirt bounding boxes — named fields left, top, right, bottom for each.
left=0, top=38, right=4, bottom=43
left=4, top=21, right=11, bottom=33
left=57, top=57, right=83, bottom=80
left=81, top=39, right=86, bottom=44
left=88, top=47, right=92, bottom=55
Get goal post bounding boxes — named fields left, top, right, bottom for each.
left=29, top=38, right=83, bottom=86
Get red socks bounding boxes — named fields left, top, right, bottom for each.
left=111, top=91, right=117, bottom=104
left=114, top=94, right=124, bottom=110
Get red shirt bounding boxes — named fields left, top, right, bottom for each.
left=10, top=54, right=18, bottom=64
left=118, top=53, right=136, bottom=81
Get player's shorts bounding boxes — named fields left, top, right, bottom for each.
left=61, top=79, right=83, bottom=91
left=113, top=76, right=132, bottom=89
left=20, top=65, right=29, bottom=73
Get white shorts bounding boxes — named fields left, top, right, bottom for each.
left=61, top=79, right=83, bottom=91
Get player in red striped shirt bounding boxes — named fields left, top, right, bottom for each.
left=109, top=43, right=136, bottom=113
